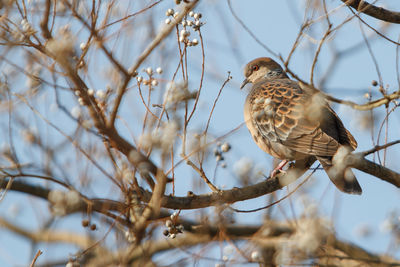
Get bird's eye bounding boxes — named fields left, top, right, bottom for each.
left=252, top=65, right=259, bottom=71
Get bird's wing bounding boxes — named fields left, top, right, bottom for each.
left=325, top=105, right=358, bottom=150
left=250, top=79, right=346, bottom=157
left=299, top=82, right=358, bottom=150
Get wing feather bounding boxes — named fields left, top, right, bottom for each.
left=249, top=79, right=351, bottom=157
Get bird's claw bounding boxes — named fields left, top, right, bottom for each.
left=270, top=168, right=287, bottom=177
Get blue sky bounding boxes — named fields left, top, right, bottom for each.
left=0, top=0, right=400, bottom=265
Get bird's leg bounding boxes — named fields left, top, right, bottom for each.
left=270, top=159, right=289, bottom=177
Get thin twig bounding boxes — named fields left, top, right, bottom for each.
left=29, top=250, right=43, bottom=267
left=187, top=160, right=220, bottom=192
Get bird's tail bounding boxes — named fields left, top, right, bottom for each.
left=317, top=156, right=362, bottom=195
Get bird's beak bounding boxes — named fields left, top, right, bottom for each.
left=240, top=78, right=249, bottom=89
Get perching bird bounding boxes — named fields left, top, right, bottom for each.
left=241, top=57, right=362, bottom=194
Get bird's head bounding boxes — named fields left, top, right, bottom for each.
left=240, top=57, right=288, bottom=89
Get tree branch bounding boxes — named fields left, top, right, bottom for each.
left=0, top=216, right=96, bottom=248
left=349, top=153, right=400, bottom=188
left=109, top=0, right=200, bottom=126
left=324, top=89, right=399, bottom=111
left=341, top=0, right=400, bottom=24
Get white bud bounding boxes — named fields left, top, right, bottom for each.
left=96, top=90, right=105, bottom=99
left=166, top=9, right=174, bottom=16
left=71, top=106, right=81, bottom=119
left=77, top=61, right=85, bottom=69
left=80, top=42, right=87, bottom=50
left=223, top=245, right=234, bottom=255
left=165, top=220, right=173, bottom=227
left=195, top=20, right=201, bottom=26
left=74, top=90, right=80, bottom=96
left=187, top=20, right=193, bottom=26
left=22, top=22, right=31, bottom=32
left=173, top=11, right=179, bottom=18
left=151, top=79, right=158, bottom=86
left=179, top=36, right=185, bottom=42
left=165, top=18, right=171, bottom=24
left=137, top=76, right=143, bottom=82
left=171, top=211, right=178, bottom=219
left=78, top=97, right=84, bottom=106
left=146, top=67, right=153, bottom=75
left=189, top=11, right=194, bottom=17
left=194, top=13, right=201, bottom=20
left=251, top=251, right=261, bottom=261
left=221, top=142, right=231, bottom=152
left=192, top=38, right=198, bottom=46
left=156, top=67, right=163, bottom=74
left=181, top=20, right=187, bottom=27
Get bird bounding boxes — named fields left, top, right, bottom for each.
left=241, top=57, right=362, bottom=194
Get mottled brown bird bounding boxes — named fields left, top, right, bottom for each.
left=241, top=57, right=362, bottom=194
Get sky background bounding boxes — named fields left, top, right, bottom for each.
left=0, top=0, right=400, bottom=266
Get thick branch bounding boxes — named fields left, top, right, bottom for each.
left=299, top=81, right=400, bottom=111
left=325, top=235, right=399, bottom=266
left=0, top=216, right=95, bottom=248
left=138, top=150, right=400, bottom=210
left=341, top=0, right=400, bottom=24
left=325, top=91, right=400, bottom=110
left=0, top=178, right=49, bottom=199
left=39, top=0, right=52, bottom=39
left=139, top=159, right=314, bottom=209
left=349, top=153, right=400, bottom=187
left=85, top=219, right=400, bottom=266
left=4, top=151, right=400, bottom=214
left=0, top=179, right=126, bottom=214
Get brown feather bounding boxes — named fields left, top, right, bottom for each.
left=242, top=57, right=362, bottom=194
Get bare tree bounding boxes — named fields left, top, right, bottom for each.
left=0, top=0, right=399, bottom=266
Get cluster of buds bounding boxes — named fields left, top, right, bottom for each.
left=78, top=42, right=87, bottom=69
left=20, top=19, right=36, bottom=36
left=213, top=141, right=231, bottom=167
left=163, top=211, right=184, bottom=239
left=165, top=8, right=203, bottom=46
left=81, top=219, right=97, bottom=231
left=75, top=87, right=110, bottom=111
left=136, top=66, right=163, bottom=87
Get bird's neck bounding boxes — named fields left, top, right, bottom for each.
left=263, top=69, right=288, bottom=80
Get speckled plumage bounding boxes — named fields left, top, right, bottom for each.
left=242, top=57, right=362, bottom=194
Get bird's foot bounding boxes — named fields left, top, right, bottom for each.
left=270, top=160, right=289, bottom=177
left=270, top=168, right=287, bottom=177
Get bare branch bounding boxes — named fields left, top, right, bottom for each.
left=109, top=0, right=200, bottom=127
left=341, top=0, right=400, bottom=24
left=0, top=216, right=96, bottom=248
left=29, top=250, right=43, bottom=267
